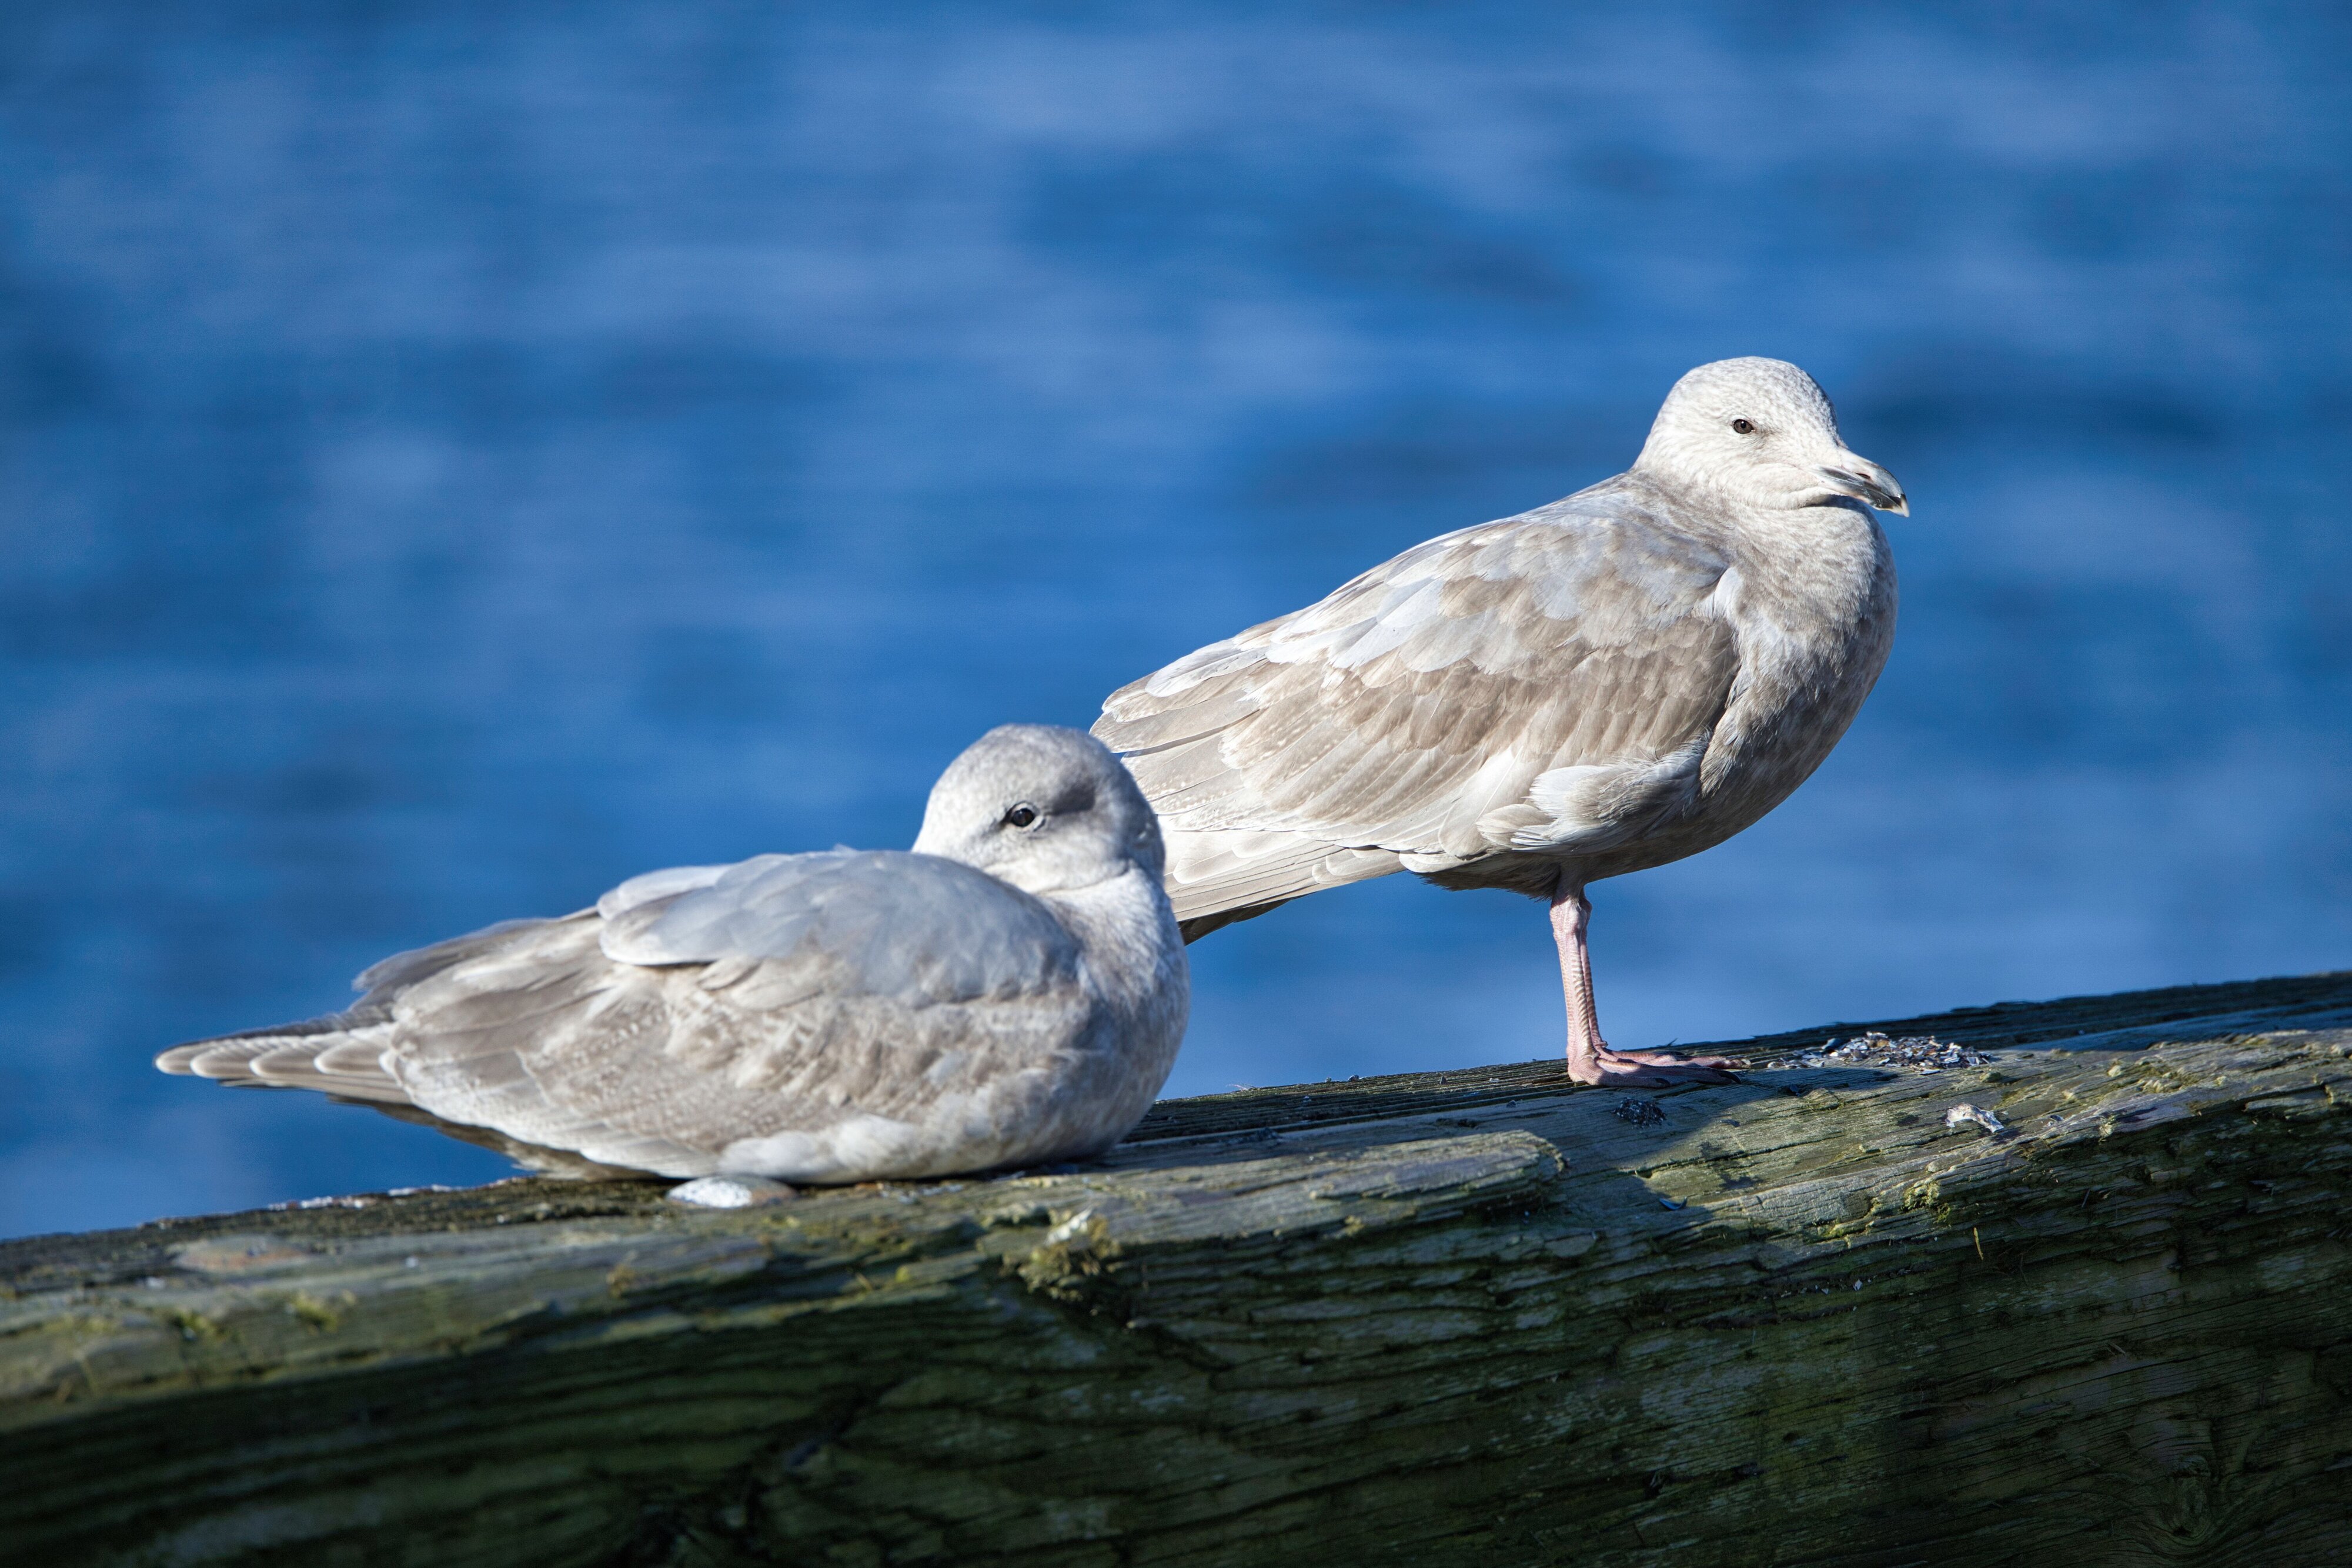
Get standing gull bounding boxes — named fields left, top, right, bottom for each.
left=1094, top=357, right=1906, bottom=1087
left=158, top=726, right=1188, bottom=1183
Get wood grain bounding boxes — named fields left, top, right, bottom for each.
left=5, top=969, right=2350, bottom=1566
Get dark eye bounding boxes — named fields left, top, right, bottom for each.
left=1003, top=804, right=1040, bottom=830
left=1730, top=417, right=1756, bottom=434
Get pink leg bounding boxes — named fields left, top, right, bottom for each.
left=1551, top=878, right=1737, bottom=1087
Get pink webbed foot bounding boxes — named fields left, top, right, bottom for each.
left=1548, top=877, right=1740, bottom=1087
left=1565, top=1045, right=1740, bottom=1088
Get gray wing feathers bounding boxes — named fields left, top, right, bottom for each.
left=352, top=917, right=559, bottom=996
left=156, top=915, right=576, bottom=1105
left=1099, top=492, right=1742, bottom=922
left=599, top=850, right=1080, bottom=1004
left=386, top=906, right=1094, bottom=1176
left=596, top=862, right=732, bottom=921
left=158, top=852, right=1097, bottom=1178
left=1157, top=832, right=1402, bottom=934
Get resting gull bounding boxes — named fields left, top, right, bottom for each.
left=1095, top=357, right=1906, bottom=1086
left=158, top=725, right=1188, bottom=1185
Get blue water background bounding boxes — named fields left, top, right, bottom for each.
left=3, top=4, right=2347, bottom=1237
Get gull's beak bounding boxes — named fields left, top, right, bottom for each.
left=1816, top=452, right=1909, bottom=516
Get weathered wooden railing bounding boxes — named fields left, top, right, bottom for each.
left=5, top=969, right=2351, bottom=1566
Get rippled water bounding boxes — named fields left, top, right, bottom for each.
left=4, top=4, right=2347, bottom=1236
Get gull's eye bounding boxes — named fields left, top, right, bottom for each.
left=1003, top=804, right=1040, bottom=830
left=1730, top=417, right=1756, bottom=434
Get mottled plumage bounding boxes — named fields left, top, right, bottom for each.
left=1096, top=357, right=1906, bottom=1084
left=158, top=726, right=1189, bottom=1182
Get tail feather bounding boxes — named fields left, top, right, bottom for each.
left=151, top=911, right=659, bottom=1181
left=155, top=917, right=570, bottom=1096
left=316, top=1038, right=392, bottom=1076
left=158, top=1020, right=410, bottom=1105
left=1159, top=829, right=1402, bottom=940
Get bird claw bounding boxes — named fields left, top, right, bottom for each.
left=1568, top=1047, right=1740, bottom=1088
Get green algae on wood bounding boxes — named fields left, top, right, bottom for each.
left=4, top=970, right=2351, bottom=1566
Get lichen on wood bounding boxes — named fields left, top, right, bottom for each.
left=4, top=971, right=2351, bottom=1566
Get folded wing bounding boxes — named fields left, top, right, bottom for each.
left=159, top=851, right=1093, bottom=1178
left=1095, top=484, right=1742, bottom=930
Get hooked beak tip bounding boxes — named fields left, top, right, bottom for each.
left=1818, top=462, right=1909, bottom=517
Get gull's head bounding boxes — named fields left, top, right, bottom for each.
left=1633, top=357, right=1908, bottom=517
left=912, top=724, right=1167, bottom=895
